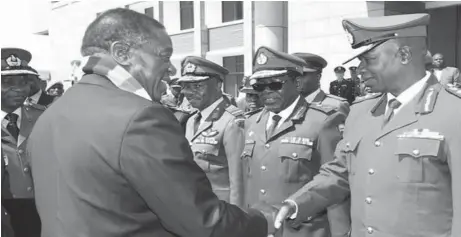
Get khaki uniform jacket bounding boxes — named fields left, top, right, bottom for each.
left=289, top=75, right=461, bottom=237
left=242, top=98, right=351, bottom=237
left=185, top=97, right=245, bottom=207
left=306, top=89, right=351, bottom=117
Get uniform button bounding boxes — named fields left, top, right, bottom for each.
left=261, top=166, right=266, bottom=171
left=292, top=153, right=298, bottom=158
left=23, top=167, right=30, bottom=172
left=365, top=197, right=372, bottom=204
left=368, top=169, right=375, bottom=175
left=260, top=189, right=266, bottom=194
left=18, top=149, right=24, bottom=154
left=265, top=144, right=270, bottom=148
left=345, top=142, right=350, bottom=148
left=367, top=227, right=374, bottom=234
left=412, top=149, right=420, bottom=156
left=374, top=141, right=381, bottom=147
left=27, top=187, right=32, bottom=192
left=307, top=216, right=312, bottom=221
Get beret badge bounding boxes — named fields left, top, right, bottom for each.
left=6, top=55, right=22, bottom=67
left=184, top=62, right=196, bottom=74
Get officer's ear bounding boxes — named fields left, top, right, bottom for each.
left=110, top=41, right=132, bottom=66
left=398, top=46, right=412, bottom=65
left=215, top=78, right=223, bottom=91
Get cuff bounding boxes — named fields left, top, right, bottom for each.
left=284, top=199, right=298, bottom=219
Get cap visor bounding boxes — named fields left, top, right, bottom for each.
left=342, top=43, right=382, bottom=65
left=177, top=75, right=210, bottom=83
left=1, top=70, right=39, bottom=76
left=240, top=87, right=257, bottom=94
left=303, top=67, right=318, bottom=73
left=250, top=70, right=288, bottom=80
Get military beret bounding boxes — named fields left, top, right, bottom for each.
left=342, top=13, right=430, bottom=64
left=292, top=52, right=327, bottom=73
left=177, top=56, right=229, bottom=83
left=250, top=46, right=306, bottom=83
left=1, top=48, right=39, bottom=76
left=240, top=76, right=258, bottom=94
left=334, top=66, right=346, bottom=73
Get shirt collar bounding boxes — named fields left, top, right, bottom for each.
left=386, top=72, right=431, bottom=111
left=200, top=97, right=224, bottom=119
left=305, top=88, right=321, bottom=103
left=29, top=89, right=42, bottom=104
left=269, top=96, right=301, bottom=123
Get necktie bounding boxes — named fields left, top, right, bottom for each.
left=267, top=114, right=282, bottom=138
left=194, top=112, right=202, bottom=134
left=5, top=113, right=19, bottom=140
left=383, top=98, right=401, bottom=125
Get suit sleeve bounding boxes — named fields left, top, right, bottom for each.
left=119, top=105, right=268, bottom=237
left=453, top=68, right=461, bottom=88
left=329, top=82, right=335, bottom=95
left=317, top=112, right=351, bottom=237
left=449, top=114, right=461, bottom=235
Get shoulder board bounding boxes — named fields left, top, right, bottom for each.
left=225, top=105, right=244, bottom=118
left=445, top=86, right=461, bottom=98
left=308, top=102, right=336, bottom=115
left=325, top=93, right=347, bottom=102
left=352, top=93, right=382, bottom=105
left=244, top=108, right=263, bottom=118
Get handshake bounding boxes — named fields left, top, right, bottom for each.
left=251, top=201, right=298, bottom=237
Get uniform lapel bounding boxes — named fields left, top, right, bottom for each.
left=311, top=89, right=326, bottom=104
left=376, top=76, right=440, bottom=140
left=1, top=127, right=16, bottom=145
left=252, top=109, right=270, bottom=144
left=190, top=98, right=228, bottom=142
left=268, top=98, right=307, bottom=142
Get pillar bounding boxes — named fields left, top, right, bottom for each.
left=253, top=1, right=288, bottom=52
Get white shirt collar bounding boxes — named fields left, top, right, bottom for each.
left=267, top=96, right=301, bottom=129
left=386, top=72, right=431, bottom=115
left=29, top=89, right=42, bottom=104
left=199, top=97, right=224, bottom=123
left=305, top=88, right=321, bottom=103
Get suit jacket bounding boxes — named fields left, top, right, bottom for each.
left=36, top=91, right=56, bottom=107
left=242, top=98, right=351, bottom=237
left=29, top=74, right=268, bottom=237
left=1, top=101, right=47, bottom=199
left=329, top=79, right=356, bottom=104
left=185, top=97, right=245, bottom=207
left=433, top=67, right=461, bottom=88
left=2, top=149, right=15, bottom=237
left=289, top=75, right=461, bottom=237
left=306, top=89, right=351, bottom=117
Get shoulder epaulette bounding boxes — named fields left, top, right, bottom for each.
left=352, top=93, right=382, bottom=105
left=325, top=93, right=347, bottom=102
left=308, top=102, right=336, bottom=115
left=445, top=86, right=461, bottom=98
left=244, top=107, right=263, bottom=118
left=225, top=105, right=244, bottom=118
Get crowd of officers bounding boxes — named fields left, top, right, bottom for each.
left=2, top=10, right=461, bottom=237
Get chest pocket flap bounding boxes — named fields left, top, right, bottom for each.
left=395, top=137, right=441, bottom=160
left=278, top=142, right=313, bottom=161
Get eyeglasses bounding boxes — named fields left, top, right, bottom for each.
left=252, top=81, right=287, bottom=92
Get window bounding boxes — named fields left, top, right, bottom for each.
left=223, top=55, right=244, bottom=97
left=180, top=1, right=194, bottom=30
left=144, top=7, right=154, bottom=18
left=222, top=1, right=243, bottom=23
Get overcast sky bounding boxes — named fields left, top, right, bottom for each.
left=0, top=0, right=52, bottom=70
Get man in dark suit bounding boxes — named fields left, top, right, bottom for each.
left=275, top=13, right=461, bottom=237
left=1, top=47, right=44, bottom=237
left=431, top=53, right=460, bottom=88
left=28, top=8, right=273, bottom=237
left=329, top=66, right=356, bottom=104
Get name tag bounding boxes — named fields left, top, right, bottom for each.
left=194, top=136, right=219, bottom=145
left=281, top=137, right=313, bottom=146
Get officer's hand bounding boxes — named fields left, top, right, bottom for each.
left=274, top=201, right=296, bottom=229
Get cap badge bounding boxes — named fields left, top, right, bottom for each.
left=345, top=28, right=354, bottom=45
left=5, top=55, right=22, bottom=67
left=249, top=78, right=257, bottom=86
left=256, top=53, right=268, bottom=65
left=184, top=62, right=196, bottom=74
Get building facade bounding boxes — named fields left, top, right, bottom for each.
left=46, top=1, right=461, bottom=95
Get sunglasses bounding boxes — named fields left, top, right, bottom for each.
left=252, top=80, right=287, bottom=92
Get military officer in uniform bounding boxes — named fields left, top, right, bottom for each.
left=330, top=66, right=356, bottom=104
left=179, top=56, right=245, bottom=207
left=274, top=13, right=461, bottom=237
left=348, top=66, right=362, bottom=98
left=240, top=76, right=263, bottom=118
left=292, top=52, right=350, bottom=117
left=241, top=46, right=351, bottom=237
left=27, top=69, right=56, bottom=108
left=1, top=48, right=43, bottom=237
left=161, top=78, right=193, bottom=131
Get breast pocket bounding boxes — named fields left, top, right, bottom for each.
left=241, top=140, right=255, bottom=177
left=192, top=143, right=221, bottom=172
left=278, top=144, right=314, bottom=183
left=395, top=137, right=444, bottom=183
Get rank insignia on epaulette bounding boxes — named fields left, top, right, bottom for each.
left=234, top=118, right=245, bottom=129
left=281, top=137, right=313, bottom=146
left=397, top=128, right=444, bottom=141
left=201, top=129, right=219, bottom=137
